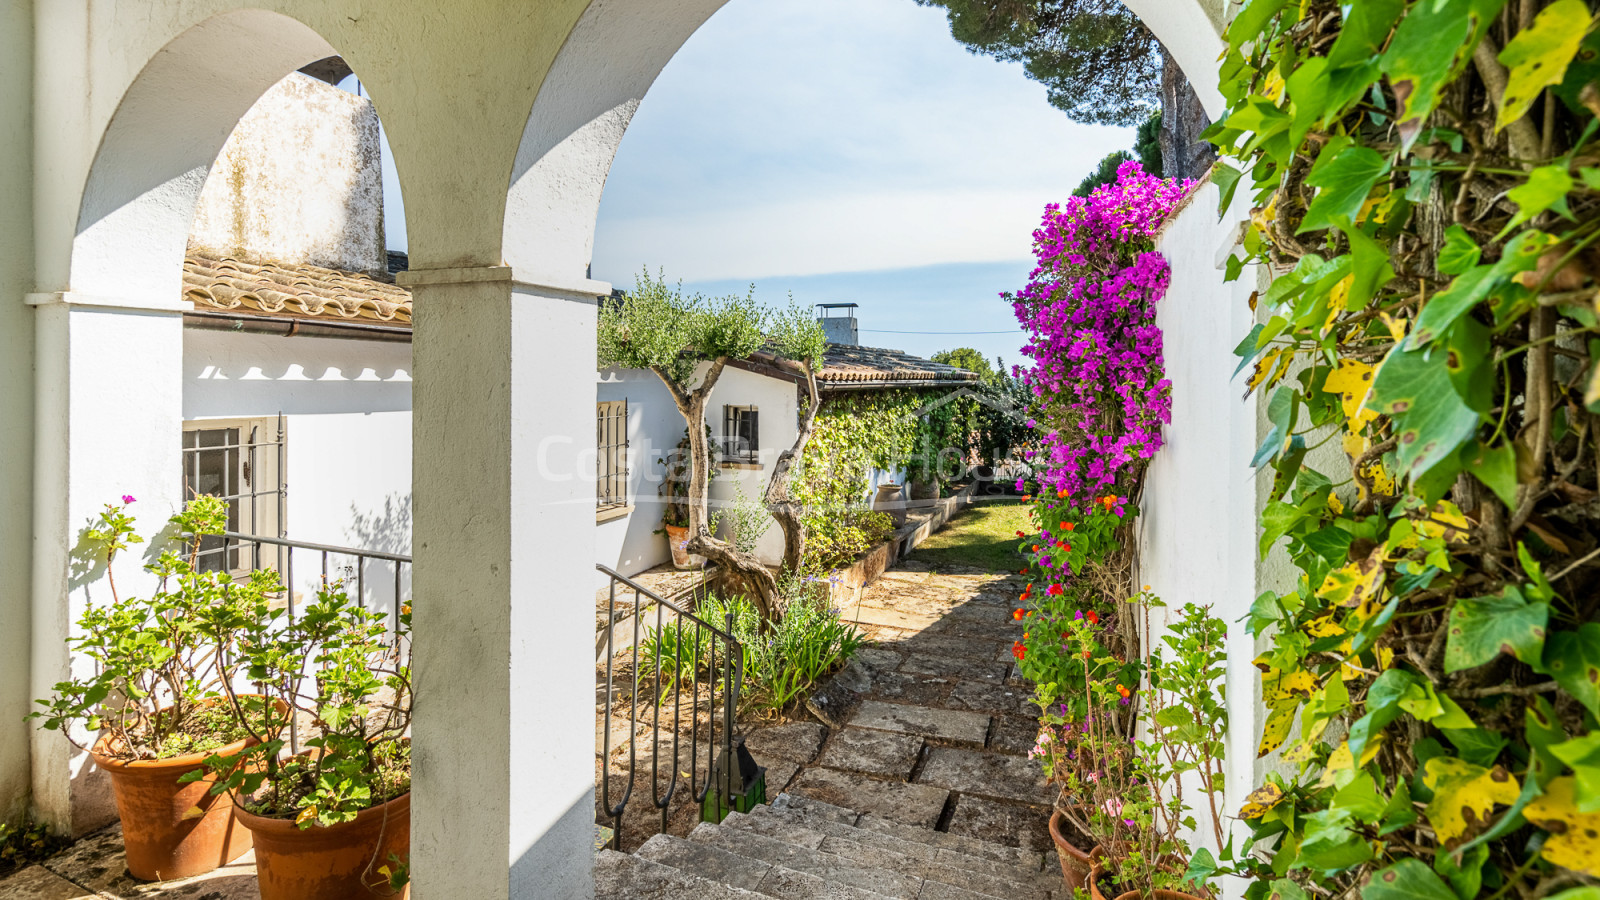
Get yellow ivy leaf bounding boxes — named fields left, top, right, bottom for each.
left=295, top=806, right=318, bottom=827
left=1327, top=492, right=1346, bottom=516
left=1264, top=668, right=1319, bottom=705
left=1248, top=347, right=1286, bottom=392
left=1379, top=311, right=1408, bottom=342
left=1318, top=737, right=1385, bottom=788
left=1239, top=783, right=1288, bottom=819
left=1343, top=431, right=1370, bottom=460
left=1303, top=615, right=1345, bottom=639
left=1317, top=546, right=1387, bottom=609
left=1263, top=69, right=1287, bottom=103
left=1252, top=193, right=1280, bottom=232
left=1323, top=359, right=1380, bottom=432
left=1259, top=703, right=1297, bottom=758
left=1525, top=776, right=1600, bottom=875
left=1322, top=275, right=1353, bottom=332
left=1416, top=500, right=1471, bottom=545
left=1282, top=738, right=1321, bottom=765
left=1424, top=758, right=1521, bottom=850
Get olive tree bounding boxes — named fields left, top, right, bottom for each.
left=598, top=271, right=826, bottom=622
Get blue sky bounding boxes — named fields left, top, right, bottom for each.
left=375, top=0, right=1133, bottom=365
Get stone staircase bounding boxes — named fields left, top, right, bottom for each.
left=595, top=794, right=1062, bottom=900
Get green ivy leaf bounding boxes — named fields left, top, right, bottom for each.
left=1548, top=732, right=1600, bottom=812
left=1382, top=0, right=1506, bottom=133
left=1368, top=344, right=1482, bottom=481
left=1497, top=0, right=1593, bottom=132
left=1437, top=225, right=1481, bottom=275
left=1299, top=140, right=1391, bottom=233
left=1543, top=623, right=1600, bottom=717
left=1462, top=440, right=1518, bottom=508
left=1505, top=165, right=1576, bottom=233
left=1444, top=316, right=1493, bottom=412
left=1364, top=858, right=1459, bottom=900
left=1227, top=0, right=1292, bottom=47
left=1445, top=584, right=1549, bottom=672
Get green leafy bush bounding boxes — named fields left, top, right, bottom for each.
left=801, top=508, right=896, bottom=573
left=640, top=584, right=864, bottom=717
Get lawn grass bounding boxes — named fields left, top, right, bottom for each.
left=906, top=499, right=1031, bottom=574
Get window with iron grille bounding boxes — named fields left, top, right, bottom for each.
left=597, top=400, right=629, bottom=510
left=181, top=416, right=286, bottom=573
left=722, top=405, right=759, bottom=464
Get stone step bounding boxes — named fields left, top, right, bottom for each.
left=687, top=821, right=923, bottom=899
left=747, top=803, right=1049, bottom=887
left=772, top=793, right=1043, bottom=869
left=719, top=810, right=1052, bottom=900
left=637, top=833, right=894, bottom=900
left=594, top=848, right=767, bottom=900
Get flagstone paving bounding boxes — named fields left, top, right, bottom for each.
left=745, top=559, right=1055, bottom=854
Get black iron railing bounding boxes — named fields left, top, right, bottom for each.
left=596, top=563, right=742, bottom=850
left=217, top=531, right=412, bottom=754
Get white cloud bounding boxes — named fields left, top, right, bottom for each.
left=592, top=0, right=1133, bottom=283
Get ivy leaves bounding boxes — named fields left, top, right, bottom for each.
left=1497, top=0, right=1594, bottom=131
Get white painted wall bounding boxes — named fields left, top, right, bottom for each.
left=184, top=328, right=413, bottom=612
left=0, top=0, right=33, bottom=827
left=188, top=72, right=384, bottom=276
left=1140, top=182, right=1269, bottom=897
left=705, top=366, right=795, bottom=565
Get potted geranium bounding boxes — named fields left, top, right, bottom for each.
left=29, top=496, right=287, bottom=881
left=190, top=581, right=411, bottom=900
left=1068, top=592, right=1229, bottom=900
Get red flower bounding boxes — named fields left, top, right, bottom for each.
left=1031, top=544, right=1040, bottom=553
left=1012, top=641, right=1026, bottom=661
left=1047, top=584, right=1064, bottom=596
left=1063, top=523, right=1076, bottom=532
left=1086, top=610, right=1099, bottom=625
left=1082, top=650, right=1093, bottom=659
left=1016, top=530, right=1026, bottom=537
left=1013, top=609, right=1026, bottom=621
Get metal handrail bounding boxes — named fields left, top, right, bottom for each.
left=220, top=530, right=413, bottom=563
left=596, top=563, right=744, bottom=850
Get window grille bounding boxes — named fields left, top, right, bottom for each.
left=181, top=415, right=286, bottom=573
left=597, top=399, right=629, bottom=510
left=722, top=405, right=759, bottom=464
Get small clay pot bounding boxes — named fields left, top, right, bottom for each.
left=662, top=523, right=704, bottom=569
left=236, top=791, right=410, bottom=900
left=91, top=697, right=278, bottom=881
left=1049, top=808, right=1099, bottom=894
left=1087, top=862, right=1208, bottom=900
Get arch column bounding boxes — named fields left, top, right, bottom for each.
left=405, top=265, right=608, bottom=900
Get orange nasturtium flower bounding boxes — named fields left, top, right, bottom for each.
left=1012, top=641, right=1026, bottom=661
left=1063, top=523, right=1076, bottom=531
left=1031, top=544, right=1040, bottom=553
left=1116, top=684, right=1131, bottom=699
left=1013, top=608, right=1026, bottom=621
left=1086, top=610, right=1099, bottom=625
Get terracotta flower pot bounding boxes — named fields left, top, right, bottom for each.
left=1087, top=862, right=1208, bottom=900
left=90, top=697, right=279, bottom=881
left=1049, top=808, right=1100, bottom=895
left=236, top=791, right=410, bottom=900
left=662, top=523, right=704, bottom=569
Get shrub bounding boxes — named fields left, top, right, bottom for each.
left=801, top=508, right=895, bottom=573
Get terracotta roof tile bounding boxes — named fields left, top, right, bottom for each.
left=818, top=344, right=980, bottom=386
left=183, top=253, right=412, bottom=325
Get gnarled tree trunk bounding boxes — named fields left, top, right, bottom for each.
left=763, top=360, right=822, bottom=575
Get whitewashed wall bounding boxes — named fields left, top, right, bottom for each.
left=1140, top=181, right=1266, bottom=884
left=183, top=327, right=412, bottom=612
left=705, top=366, right=796, bottom=565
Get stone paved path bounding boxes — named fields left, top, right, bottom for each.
left=742, top=561, right=1053, bottom=854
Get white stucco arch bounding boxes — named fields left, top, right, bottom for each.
left=68, top=11, right=339, bottom=305
left=505, top=0, right=1228, bottom=287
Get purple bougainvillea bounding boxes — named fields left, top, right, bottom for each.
left=1009, top=161, right=1191, bottom=502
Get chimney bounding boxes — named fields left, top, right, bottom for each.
left=816, top=303, right=859, bottom=346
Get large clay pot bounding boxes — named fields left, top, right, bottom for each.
left=236, top=791, right=410, bottom=900
left=872, top=483, right=908, bottom=527
left=91, top=697, right=278, bottom=881
left=1087, top=862, right=1208, bottom=900
left=662, top=523, right=704, bottom=569
left=1049, top=808, right=1099, bottom=895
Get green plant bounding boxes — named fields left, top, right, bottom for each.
left=719, top=481, right=774, bottom=555
left=800, top=508, right=895, bottom=574
left=0, top=815, right=65, bottom=873
left=188, top=582, right=411, bottom=829
left=1212, top=0, right=1600, bottom=894
left=1038, top=595, right=1229, bottom=898
left=30, top=497, right=282, bottom=760
left=639, top=583, right=864, bottom=717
